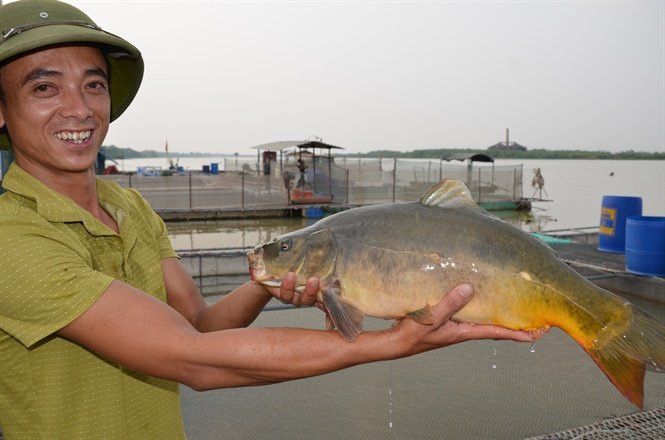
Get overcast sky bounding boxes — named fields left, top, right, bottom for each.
left=9, top=0, right=664, bottom=154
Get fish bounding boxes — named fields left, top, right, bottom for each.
left=247, top=179, right=665, bottom=408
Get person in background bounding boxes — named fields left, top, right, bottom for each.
left=0, top=1, right=539, bottom=438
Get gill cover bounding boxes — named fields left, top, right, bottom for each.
left=264, top=228, right=338, bottom=284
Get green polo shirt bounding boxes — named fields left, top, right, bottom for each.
left=0, top=163, right=185, bottom=439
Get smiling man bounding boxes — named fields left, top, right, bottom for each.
left=0, top=1, right=538, bottom=439
left=1, top=46, right=111, bottom=206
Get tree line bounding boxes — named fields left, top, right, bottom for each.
left=342, top=148, right=664, bottom=160
left=101, top=145, right=228, bottom=160
left=102, top=144, right=664, bottom=161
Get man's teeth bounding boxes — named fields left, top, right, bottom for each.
left=55, top=131, right=91, bottom=144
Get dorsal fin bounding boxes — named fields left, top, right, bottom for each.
left=418, top=179, right=478, bottom=209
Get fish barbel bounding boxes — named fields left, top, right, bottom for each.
left=247, top=180, right=665, bottom=408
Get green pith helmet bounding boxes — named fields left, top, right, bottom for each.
left=0, top=0, right=144, bottom=150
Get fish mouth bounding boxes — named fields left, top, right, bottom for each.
left=247, top=245, right=282, bottom=285
left=247, top=246, right=268, bottom=281
left=246, top=246, right=306, bottom=292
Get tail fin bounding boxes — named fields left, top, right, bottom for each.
left=584, top=306, right=665, bottom=409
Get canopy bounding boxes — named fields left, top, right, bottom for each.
left=443, top=153, right=494, bottom=163
left=250, top=140, right=344, bottom=152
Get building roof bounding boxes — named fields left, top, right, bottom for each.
left=444, top=153, right=494, bottom=163
left=251, top=140, right=344, bottom=151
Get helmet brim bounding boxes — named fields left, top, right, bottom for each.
left=0, top=24, right=144, bottom=150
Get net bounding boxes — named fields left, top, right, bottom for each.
left=525, top=407, right=665, bottom=440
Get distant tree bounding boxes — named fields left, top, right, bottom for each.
left=341, top=148, right=664, bottom=160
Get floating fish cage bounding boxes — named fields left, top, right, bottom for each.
left=178, top=248, right=250, bottom=298
left=99, top=157, right=527, bottom=220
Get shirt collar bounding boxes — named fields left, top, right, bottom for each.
left=2, top=162, right=130, bottom=236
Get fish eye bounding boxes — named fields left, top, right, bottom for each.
left=280, top=238, right=293, bottom=252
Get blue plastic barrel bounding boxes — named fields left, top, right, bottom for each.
left=304, top=207, right=324, bottom=218
left=597, top=195, right=642, bottom=253
left=625, top=216, right=665, bottom=276
left=210, top=163, right=219, bottom=175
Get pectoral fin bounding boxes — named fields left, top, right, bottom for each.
left=325, top=314, right=336, bottom=331
left=407, top=304, right=434, bottom=324
left=322, top=284, right=364, bottom=342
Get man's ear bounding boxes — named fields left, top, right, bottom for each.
left=0, top=75, right=4, bottom=129
left=0, top=98, right=5, bottom=129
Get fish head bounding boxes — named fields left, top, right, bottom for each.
left=248, top=228, right=338, bottom=288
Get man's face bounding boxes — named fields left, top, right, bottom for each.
left=0, top=45, right=110, bottom=176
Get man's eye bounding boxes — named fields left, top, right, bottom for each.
left=34, top=84, right=52, bottom=93
left=88, top=81, right=108, bottom=91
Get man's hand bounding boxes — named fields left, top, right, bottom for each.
left=264, top=272, right=320, bottom=308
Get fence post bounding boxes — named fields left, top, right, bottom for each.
left=346, top=168, right=350, bottom=205
left=392, top=157, right=397, bottom=203
left=188, top=171, right=192, bottom=209
left=128, top=173, right=132, bottom=188
left=478, top=168, right=482, bottom=203
left=513, top=168, right=517, bottom=200
left=439, top=158, right=442, bottom=181
left=241, top=172, right=245, bottom=210
left=198, top=255, right=203, bottom=292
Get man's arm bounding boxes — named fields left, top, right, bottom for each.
left=160, top=257, right=320, bottom=332
left=57, top=279, right=539, bottom=391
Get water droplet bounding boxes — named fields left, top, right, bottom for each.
left=529, top=343, right=536, bottom=353
left=492, top=364, right=497, bottom=369
left=388, top=360, right=394, bottom=429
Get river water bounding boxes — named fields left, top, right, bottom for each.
left=128, top=157, right=664, bottom=251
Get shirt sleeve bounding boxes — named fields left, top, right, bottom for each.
left=0, top=220, right=113, bottom=348
left=154, top=210, right=178, bottom=260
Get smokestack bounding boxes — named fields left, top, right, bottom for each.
left=505, top=128, right=510, bottom=146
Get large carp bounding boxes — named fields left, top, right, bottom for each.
left=247, top=179, right=665, bottom=408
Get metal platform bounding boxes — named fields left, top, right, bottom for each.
left=549, top=238, right=664, bottom=305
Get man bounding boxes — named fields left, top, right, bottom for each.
left=0, top=1, right=538, bottom=439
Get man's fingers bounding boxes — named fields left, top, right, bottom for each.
left=301, top=277, right=319, bottom=304
left=279, top=272, right=297, bottom=302
left=431, top=284, right=474, bottom=325
left=275, top=274, right=319, bottom=307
